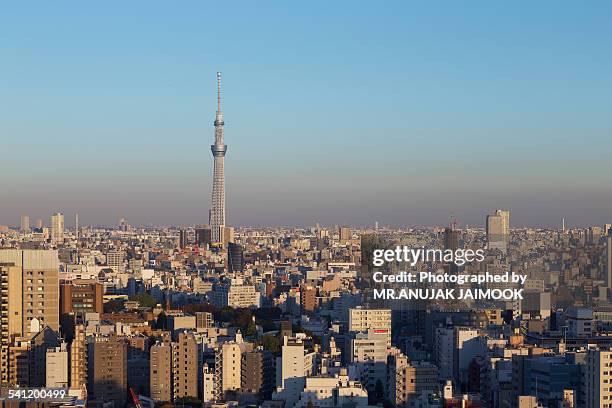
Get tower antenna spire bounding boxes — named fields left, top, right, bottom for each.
left=217, top=71, right=222, bottom=112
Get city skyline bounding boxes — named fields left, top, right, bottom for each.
left=2, top=2, right=612, bottom=227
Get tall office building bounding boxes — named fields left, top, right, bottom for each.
left=20, top=215, right=30, bottom=233
left=210, top=72, right=228, bottom=243
left=487, top=210, right=508, bottom=252
left=227, top=242, right=244, bottom=273
left=51, top=212, right=64, bottom=244
left=179, top=229, right=188, bottom=249
left=195, top=226, right=212, bottom=247
left=339, top=226, right=351, bottom=245
left=444, top=227, right=459, bottom=251
left=496, top=209, right=510, bottom=237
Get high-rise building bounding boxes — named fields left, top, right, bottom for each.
left=487, top=212, right=506, bottom=252
left=195, top=226, right=212, bottom=248
left=88, top=336, right=127, bottom=407
left=339, top=226, right=351, bottom=245
left=227, top=242, right=244, bottom=273
left=69, top=324, right=86, bottom=390
left=348, top=308, right=391, bottom=346
left=210, top=72, right=227, bottom=243
left=585, top=349, right=612, bottom=408
left=275, top=336, right=315, bottom=408
left=179, top=229, right=188, bottom=249
left=150, top=341, right=172, bottom=403
left=300, top=284, right=317, bottom=314
left=20, top=215, right=30, bottom=233
left=106, top=249, right=125, bottom=273
left=214, top=341, right=244, bottom=399
left=51, top=213, right=64, bottom=244
left=496, top=209, right=510, bottom=237
left=388, top=354, right=439, bottom=406
left=241, top=348, right=275, bottom=401
left=445, top=226, right=460, bottom=273
left=210, top=278, right=260, bottom=309
left=0, top=249, right=60, bottom=383
left=172, top=332, right=199, bottom=400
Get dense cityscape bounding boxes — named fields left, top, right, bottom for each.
left=1, top=72, right=612, bottom=408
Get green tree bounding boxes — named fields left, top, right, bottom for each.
left=245, top=319, right=257, bottom=336
left=104, top=298, right=124, bottom=313
left=129, top=292, right=157, bottom=308
left=156, top=311, right=168, bottom=330
left=261, top=334, right=281, bottom=355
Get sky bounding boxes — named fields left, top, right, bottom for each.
left=1, top=1, right=612, bottom=228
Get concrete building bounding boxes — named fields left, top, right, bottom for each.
left=196, top=312, right=214, bottom=329
left=88, top=336, right=128, bottom=407
left=348, top=308, right=391, bottom=346
left=294, top=373, right=369, bottom=408
left=584, top=349, right=612, bottom=408
left=339, top=226, right=351, bottom=245
left=300, top=284, right=317, bottom=314
left=46, top=342, right=69, bottom=387
left=275, top=336, right=316, bottom=408
left=348, top=330, right=388, bottom=396
left=30, top=327, right=61, bottom=387
left=210, top=279, right=260, bottom=309
left=388, top=354, right=439, bottom=406
left=565, top=308, right=593, bottom=337
left=60, top=279, right=103, bottom=318
left=70, top=324, right=87, bottom=390
left=0, top=249, right=60, bottom=384
left=215, top=341, right=243, bottom=397
left=172, top=332, right=199, bottom=400
left=106, top=249, right=125, bottom=273
left=20, top=215, right=30, bottom=233
left=241, top=348, right=275, bottom=401
left=150, top=341, right=172, bottom=403
left=227, top=242, right=244, bottom=273
left=51, top=212, right=64, bottom=244
left=487, top=210, right=509, bottom=251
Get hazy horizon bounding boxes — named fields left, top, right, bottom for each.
left=2, top=2, right=612, bottom=228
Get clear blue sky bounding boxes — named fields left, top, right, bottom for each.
left=1, top=1, right=612, bottom=228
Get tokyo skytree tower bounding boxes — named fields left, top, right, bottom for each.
left=210, top=72, right=227, bottom=243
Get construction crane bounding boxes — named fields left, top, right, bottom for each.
left=130, top=387, right=142, bottom=408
